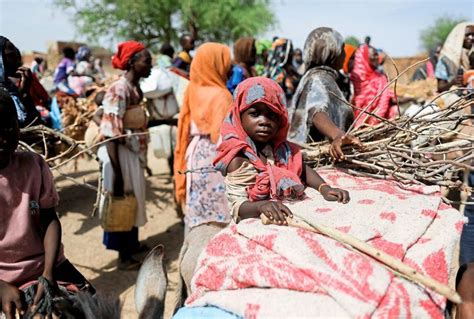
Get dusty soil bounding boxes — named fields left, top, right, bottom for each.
left=55, top=153, right=182, bottom=318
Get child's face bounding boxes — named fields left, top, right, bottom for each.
left=241, top=102, right=280, bottom=145
left=0, top=107, right=19, bottom=167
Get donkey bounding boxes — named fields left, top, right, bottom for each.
left=17, top=245, right=168, bottom=319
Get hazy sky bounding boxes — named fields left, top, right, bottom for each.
left=0, top=0, right=473, bottom=57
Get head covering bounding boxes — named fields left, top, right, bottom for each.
left=76, top=46, right=91, bottom=62
left=255, top=39, right=272, bottom=76
left=437, top=22, right=474, bottom=80
left=264, top=38, right=293, bottom=78
left=174, top=43, right=232, bottom=204
left=234, top=37, right=256, bottom=65
left=111, top=41, right=145, bottom=70
left=350, top=44, right=395, bottom=128
left=343, top=43, right=356, bottom=74
left=256, top=39, right=272, bottom=56
left=303, top=27, right=344, bottom=71
left=214, top=77, right=304, bottom=201
left=0, top=36, right=27, bottom=124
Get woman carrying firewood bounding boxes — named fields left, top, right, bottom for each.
left=288, top=27, right=363, bottom=161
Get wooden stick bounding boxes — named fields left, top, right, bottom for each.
left=346, top=58, right=429, bottom=133
left=260, top=214, right=462, bottom=304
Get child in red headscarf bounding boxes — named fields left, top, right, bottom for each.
left=214, top=77, right=350, bottom=224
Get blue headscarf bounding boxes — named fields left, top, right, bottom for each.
left=76, top=46, right=91, bottom=62
left=0, top=36, right=27, bottom=123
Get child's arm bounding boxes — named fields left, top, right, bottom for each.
left=33, top=207, right=61, bottom=305
left=303, top=164, right=350, bottom=204
left=0, top=280, right=23, bottom=319
left=227, top=155, right=293, bottom=225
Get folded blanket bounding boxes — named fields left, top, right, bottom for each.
left=186, top=169, right=465, bottom=318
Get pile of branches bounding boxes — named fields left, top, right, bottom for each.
left=303, top=93, right=474, bottom=190
left=59, top=88, right=102, bottom=141
left=19, top=125, right=102, bottom=214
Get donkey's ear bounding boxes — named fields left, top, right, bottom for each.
left=135, top=244, right=167, bottom=319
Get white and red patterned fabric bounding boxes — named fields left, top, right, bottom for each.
left=186, top=169, right=464, bottom=318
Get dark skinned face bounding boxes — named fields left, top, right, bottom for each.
left=434, top=45, right=442, bottom=62
left=332, top=45, right=346, bottom=70
left=241, top=102, right=281, bottom=146
left=368, top=46, right=379, bottom=69
left=464, top=26, right=474, bottom=50
left=132, top=49, right=152, bottom=78
left=293, top=49, right=303, bottom=64
left=0, top=104, right=20, bottom=169
left=249, top=44, right=257, bottom=66
left=3, top=40, right=22, bottom=77
left=183, top=36, right=195, bottom=52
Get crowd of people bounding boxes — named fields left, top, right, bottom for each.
left=1, top=21, right=474, bottom=318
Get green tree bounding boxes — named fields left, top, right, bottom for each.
left=345, top=35, right=360, bottom=47
left=179, top=0, right=275, bottom=42
left=55, top=0, right=275, bottom=47
left=420, top=16, right=467, bottom=51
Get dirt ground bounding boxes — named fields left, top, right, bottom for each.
left=55, top=152, right=182, bottom=318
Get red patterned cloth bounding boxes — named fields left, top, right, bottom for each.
left=111, top=41, right=145, bottom=70
left=350, top=44, right=396, bottom=128
left=187, top=169, right=465, bottom=318
left=28, top=73, right=50, bottom=108
left=213, top=77, right=304, bottom=201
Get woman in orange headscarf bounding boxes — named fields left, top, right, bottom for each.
left=336, top=43, right=356, bottom=102
left=174, top=43, right=233, bottom=233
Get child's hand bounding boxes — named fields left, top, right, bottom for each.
left=258, top=201, right=293, bottom=225
left=33, top=273, right=55, bottom=306
left=320, top=186, right=350, bottom=204
left=0, top=280, right=23, bottom=319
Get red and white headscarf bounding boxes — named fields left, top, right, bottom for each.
left=214, top=77, right=305, bottom=201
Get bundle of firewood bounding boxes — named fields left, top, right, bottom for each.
left=303, top=94, right=474, bottom=190
left=59, top=89, right=103, bottom=141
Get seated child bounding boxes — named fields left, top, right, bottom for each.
left=214, top=76, right=350, bottom=224
left=213, top=77, right=473, bottom=317
left=0, top=89, right=94, bottom=318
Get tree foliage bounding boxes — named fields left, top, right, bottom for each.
left=54, top=0, right=275, bottom=47
left=345, top=35, right=361, bottom=47
left=420, top=16, right=467, bottom=51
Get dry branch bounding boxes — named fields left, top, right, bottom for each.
left=303, top=94, right=474, bottom=190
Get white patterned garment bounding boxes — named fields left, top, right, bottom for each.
left=186, top=169, right=465, bottom=318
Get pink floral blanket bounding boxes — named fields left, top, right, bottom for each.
left=186, top=169, right=465, bottom=318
